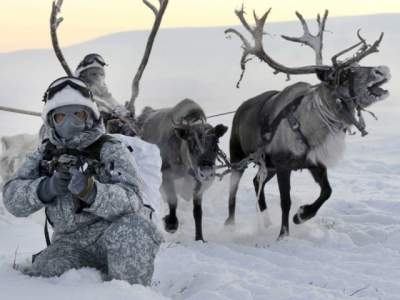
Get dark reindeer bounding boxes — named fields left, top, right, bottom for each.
left=225, top=8, right=390, bottom=239
left=138, top=99, right=228, bottom=241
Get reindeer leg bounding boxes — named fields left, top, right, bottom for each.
left=276, top=169, right=292, bottom=239
left=193, top=187, right=205, bottom=241
left=225, top=169, right=244, bottom=225
left=253, top=168, right=276, bottom=212
left=161, top=173, right=179, bottom=233
left=293, top=165, right=332, bottom=224
left=254, top=168, right=276, bottom=228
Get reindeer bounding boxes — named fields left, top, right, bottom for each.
left=0, top=135, right=38, bottom=184
left=224, top=8, right=391, bottom=239
left=138, top=99, right=228, bottom=241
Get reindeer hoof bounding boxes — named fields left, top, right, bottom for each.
left=163, top=215, right=179, bottom=233
left=224, top=217, right=235, bottom=226
left=293, top=205, right=316, bottom=224
left=259, top=210, right=272, bottom=228
left=277, top=228, right=289, bottom=241
left=195, top=237, right=207, bottom=243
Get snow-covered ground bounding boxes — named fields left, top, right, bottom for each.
left=0, top=14, right=399, bottom=300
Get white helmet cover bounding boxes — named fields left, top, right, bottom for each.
left=75, top=53, right=107, bottom=77
left=75, top=60, right=105, bottom=77
left=42, top=86, right=100, bottom=123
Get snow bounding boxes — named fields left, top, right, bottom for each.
left=149, top=119, right=400, bottom=300
left=1, top=14, right=399, bottom=300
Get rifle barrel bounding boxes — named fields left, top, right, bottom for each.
left=0, top=105, right=41, bottom=117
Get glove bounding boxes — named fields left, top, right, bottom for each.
left=37, top=170, right=71, bottom=203
left=68, top=168, right=96, bottom=205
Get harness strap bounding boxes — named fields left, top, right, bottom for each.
left=262, top=95, right=309, bottom=149
left=286, top=110, right=311, bottom=150
left=44, top=217, right=51, bottom=246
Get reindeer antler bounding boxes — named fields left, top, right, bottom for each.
left=225, top=7, right=329, bottom=87
left=281, top=10, right=328, bottom=65
left=50, top=0, right=72, bottom=76
left=333, top=30, right=384, bottom=69
left=126, top=0, right=169, bottom=114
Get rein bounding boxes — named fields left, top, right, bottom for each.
left=330, top=69, right=370, bottom=136
left=214, top=147, right=267, bottom=180
left=313, top=91, right=345, bottom=134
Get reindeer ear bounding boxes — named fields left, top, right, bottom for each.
left=316, top=69, right=331, bottom=82
left=214, top=124, right=228, bottom=138
left=174, top=127, right=190, bottom=140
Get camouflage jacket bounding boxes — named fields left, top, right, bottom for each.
left=2, top=139, right=145, bottom=243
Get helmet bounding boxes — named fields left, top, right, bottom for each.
left=75, top=53, right=107, bottom=77
left=42, top=76, right=100, bottom=123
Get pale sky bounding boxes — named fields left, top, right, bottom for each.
left=1, top=0, right=399, bottom=52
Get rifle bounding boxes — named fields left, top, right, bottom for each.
left=40, top=153, right=101, bottom=177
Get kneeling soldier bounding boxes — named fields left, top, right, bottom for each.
left=2, top=76, right=163, bottom=285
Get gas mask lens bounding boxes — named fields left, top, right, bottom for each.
left=52, top=109, right=88, bottom=125
left=53, top=113, right=66, bottom=124
left=74, top=110, right=87, bottom=121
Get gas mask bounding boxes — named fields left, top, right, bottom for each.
left=51, top=105, right=93, bottom=140
left=80, top=68, right=107, bottom=95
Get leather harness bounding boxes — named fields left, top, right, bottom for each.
left=260, top=95, right=310, bottom=150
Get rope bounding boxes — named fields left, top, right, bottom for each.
left=0, top=105, right=41, bottom=117
left=0, top=104, right=237, bottom=122
left=214, top=147, right=266, bottom=180
left=313, top=93, right=344, bottom=134
left=206, top=110, right=236, bottom=119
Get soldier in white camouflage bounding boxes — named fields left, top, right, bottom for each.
left=76, top=53, right=137, bottom=136
left=75, top=53, right=123, bottom=114
left=2, top=76, right=163, bottom=285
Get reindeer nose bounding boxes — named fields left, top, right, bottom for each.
left=375, top=66, right=391, bottom=80
left=199, top=158, right=214, bottom=167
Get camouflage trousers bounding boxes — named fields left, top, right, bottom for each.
left=31, top=213, right=163, bottom=285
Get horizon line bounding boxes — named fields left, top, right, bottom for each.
left=1, top=12, right=397, bottom=55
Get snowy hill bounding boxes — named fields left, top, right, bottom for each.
left=0, top=13, right=398, bottom=136
left=0, top=14, right=399, bottom=300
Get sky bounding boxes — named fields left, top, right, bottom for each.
left=0, top=0, right=399, bottom=53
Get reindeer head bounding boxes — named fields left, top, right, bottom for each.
left=226, top=7, right=391, bottom=135
left=318, top=64, right=389, bottom=107
left=314, top=29, right=390, bottom=110
left=173, top=118, right=228, bottom=182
